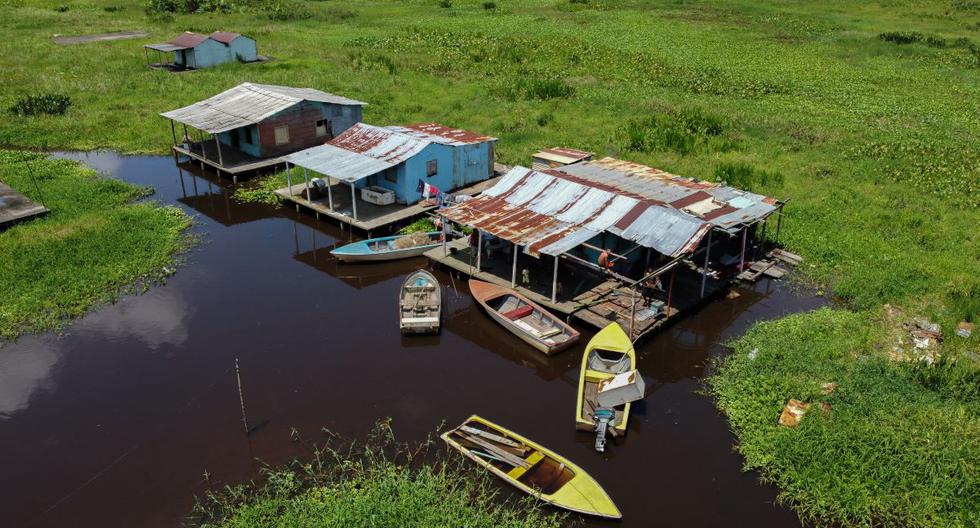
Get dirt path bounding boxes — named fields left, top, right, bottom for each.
left=52, top=31, right=149, bottom=45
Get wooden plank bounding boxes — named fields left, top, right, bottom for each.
left=460, top=425, right=521, bottom=448
left=455, top=431, right=530, bottom=468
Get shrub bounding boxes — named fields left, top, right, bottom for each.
left=103, top=5, right=121, bottom=11
left=622, top=108, right=728, bottom=155
left=879, top=31, right=924, bottom=45
left=482, top=1, right=496, bottom=9
left=713, top=161, right=784, bottom=190
left=265, top=1, right=311, bottom=20
left=438, top=0, right=452, bottom=7
left=10, top=93, right=72, bottom=116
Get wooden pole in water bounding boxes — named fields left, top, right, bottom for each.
left=197, top=129, right=207, bottom=161
left=442, top=215, right=448, bottom=257
left=285, top=162, right=292, bottom=193
left=303, top=166, right=311, bottom=203
left=215, top=134, right=224, bottom=167
left=235, top=358, right=249, bottom=436
left=551, top=254, right=559, bottom=303
left=666, top=269, right=675, bottom=316
left=511, top=243, right=518, bottom=287
left=170, top=120, right=177, bottom=147
left=326, top=176, right=334, bottom=210
left=775, top=203, right=785, bottom=245
left=701, top=230, right=713, bottom=298
left=475, top=229, right=482, bottom=273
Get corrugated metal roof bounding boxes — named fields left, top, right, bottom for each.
left=387, top=123, right=497, bottom=146
left=557, top=157, right=777, bottom=232
left=144, top=42, right=187, bottom=52
left=171, top=31, right=208, bottom=48
left=282, top=123, right=430, bottom=182
left=209, top=31, right=241, bottom=44
left=442, top=158, right=779, bottom=258
left=533, top=147, right=593, bottom=165
left=160, top=83, right=367, bottom=134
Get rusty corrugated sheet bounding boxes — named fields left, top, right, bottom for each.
left=209, top=31, right=241, bottom=44
left=283, top=123, right=430, bottom=183
left=170, top=31, right=208, bottom=48
left=394, top=123, right=496, bottom=145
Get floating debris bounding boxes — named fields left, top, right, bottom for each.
left=956, top=321, right=974, bottom=338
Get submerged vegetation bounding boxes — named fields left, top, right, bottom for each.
left=0, top=0, right=977, bottom=525
left=0, top=151, right=192, bottom=340
left=191, top=421, right=563, bottom=528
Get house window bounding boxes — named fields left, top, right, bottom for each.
left=426, top=159, right=438, bottom=177
left=242, top=127, right=252, bottom=144
left=315, top=119, right=329, bottom=137
left=384, top=167, right=397, bottom=183
left=274, top=126, right=290, bottom=145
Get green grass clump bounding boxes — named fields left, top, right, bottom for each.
left=397, top=218, right=436, bottom=235
left=709, top=309, right=980, bottom=528
left=191, top=421, right=563, bottom=528
left=10, top=93, right=71, bottom=116
left=0, top=151, right=193, bottom=340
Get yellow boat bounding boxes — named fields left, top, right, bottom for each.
left=575, top=323, right=636, bottom=437
left=442, top=415, right=621, bottom=519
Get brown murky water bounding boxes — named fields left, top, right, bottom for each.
left=0, top=152, right=825, bottom=527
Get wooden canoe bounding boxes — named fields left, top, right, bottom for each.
left=442, top=415, right=621, bottom=519
left=575, top=323, right=636, bottom=437
left=399, top=270, right=440, bottom=334
left=331, top=231, right=441, bottom=263
left=468, top=279, right=580, bottom=355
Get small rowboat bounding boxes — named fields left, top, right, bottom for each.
left=331, top=231, right=441, bottom=263
left=468, top=279, right=579, bottom=355
left=576, top=323, right=636, bottom=437
left=399, top=270, right=440, bottom=334
left=442, top=415, right=621, bottom=519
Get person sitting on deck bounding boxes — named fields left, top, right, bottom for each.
left=642, top=267, right=664, bottom=305
left=597, top=249, right=614, bottom=273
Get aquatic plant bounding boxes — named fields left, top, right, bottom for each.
left=9, top=93, right=71, bottom=116
left=190, top=420, right=564, bottom=528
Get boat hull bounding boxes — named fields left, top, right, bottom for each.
left=400, top=270, right=441, bottom=334
left=331, top=232, right=441, bottom=263
left=442, top=415, right=621, bottom=519
left=334, top=243, right=438, bottom=263
left=576, top=323, right=636, bottom=436
left=468, top=279, right=579, bottom=355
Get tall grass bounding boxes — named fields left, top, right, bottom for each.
left=0, top=151, right=193, bottom=340
left=190, top=420, right=564, bottom=528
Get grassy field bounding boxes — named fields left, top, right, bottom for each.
left=0, top=0, right=978, bottom=526
left=192, top=422, right=563, bottom=528
left=0, top=151, right=192, bottom=340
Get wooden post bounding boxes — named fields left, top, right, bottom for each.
left=215, top=134, right=224, bottom=167
left=551, top=254, right=559, bottom=303
left=775, top=203, right=785, bottom=245
left=326, top=176, right=334, bottom=210
left=739, top=226, right=748, bottom=272
left=286, top=162, right=292, bottom=193
left=701, top=230, right=713, bottom=298
left=475, top=229, right=482, bottom=272
left=197, top=129, right=207, bottom=161
left=235, top=358, right=249, bottom=436
left=628, top=285, right=637, bottom=340
left=350, top=183, right=358, bottom=220
left=511, top=243, right=518, bottom=287
left=182, top=124, right=188, bottom=145
left=303, top=166, right=311, bottom=203
left=442, top=215, right=448, bottom=256
left=666, top=269, right=675, bottom=316
left=169, top=120, right=177, bottom=147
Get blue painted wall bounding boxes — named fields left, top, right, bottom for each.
left=184, top=39, right=228, bottom=69
left=227, top=36, right=257, bottom=62
left=217, top=125, right=261, bottom=158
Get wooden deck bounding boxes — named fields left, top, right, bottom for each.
left=275, top=176, right=502, bottom=234
left=426, top=237, right=729, bottom=342
left=173, top=143, right=285, bottom=179
left=0, top=182, right=48, bottom=229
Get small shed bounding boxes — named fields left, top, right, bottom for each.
left=161, top=83, right=367, bottom=176
left=532, top=147, right=593, bottom=171
left=283, top=122, right=497, bottom=207
left=144, top=31, right=259, bottom=70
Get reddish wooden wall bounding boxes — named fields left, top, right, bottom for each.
left=257, top=102, right=331, bottom=157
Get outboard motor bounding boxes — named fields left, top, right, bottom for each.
left=593, top=408, right=615, bottom=452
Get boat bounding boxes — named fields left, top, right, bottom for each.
left=468, top=279, right=580, bottom=354
left=399, top=270, right=441, bottom=334
left=442, top=415, right=621, bottom=519
left=575, top=323, right=636, bottom=440
left=331, top=231, right=442, bottom=263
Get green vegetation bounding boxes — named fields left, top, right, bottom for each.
left=191, top=421, right=562, bottom=528
left=0, top=1, right=978, bottom=525
left=397, top=218, right=436, bottom=235
left=9, top=93, right=71, bottom=116
left=0, top=151, right=192, bottom=340
left=710, top=309, right=979, bottom=528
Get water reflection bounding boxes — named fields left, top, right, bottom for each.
left=0, top=337, right=59, bottom=418
left=75, top=288, right=191, bottom=349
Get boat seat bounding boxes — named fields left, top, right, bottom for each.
left=502, top=305, right=533, bottom=320
left=538, top=328, right=562, bottom=339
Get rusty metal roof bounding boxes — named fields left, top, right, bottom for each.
left=171, top=31, right=208, bottom=48
left=283, top=123, right=430, bottom=183
left=391, top=123, right=496, bottom=145
left=160, top=83, right=367, bottom=134
left=441, top=158, right=779, bottom=258
left=209, top=31, right=241, bottom=44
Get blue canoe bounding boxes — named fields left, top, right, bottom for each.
left=330, top=231, right=442, bottom=262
